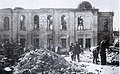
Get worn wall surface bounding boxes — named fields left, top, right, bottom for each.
left=0, top=2, right=113, bottom=52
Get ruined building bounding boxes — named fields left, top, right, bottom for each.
left=0, top=1, right=114, bottom=52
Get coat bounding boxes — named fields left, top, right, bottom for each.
left=100, top=40, right=107, bottom=65
left=100, top=40, right=107, bottom=55
left=74, top=44, right=80, bottom=54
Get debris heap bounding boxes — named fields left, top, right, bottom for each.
left=14, top=48, right=87, bottom=74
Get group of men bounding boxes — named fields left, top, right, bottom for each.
left=93, top=38, right=109, bottom=65
left=69, top=41, right=82, bottom=62
left=69, top=38, right=109, bottom=65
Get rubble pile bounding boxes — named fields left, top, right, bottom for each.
left=79, top=51, right=93, bottom=63
left=107, top=52, right=119, bottom=64
left=14, top=48, right=89, bottom=74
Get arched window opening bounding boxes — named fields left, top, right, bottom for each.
left=34, top=15, right=39, bottom=30
left=4, top=17, right=9, bottom=30
left=77, top=16, right=84, bottom=30
left=61, top=15, right=67, bottom=30
left=20, top=15, right=26, bottom=30
left=47, top=15, right=53, bottom=30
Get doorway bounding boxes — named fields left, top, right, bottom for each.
left=20, top=38, right=26, bottom=47
left=85, top=38, right=91, bottom=48
left=78, top=38, right=83, bottom=48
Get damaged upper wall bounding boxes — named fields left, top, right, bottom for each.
left=0, top=1, right=99, bottom=31
left=0, top=1, right=114, bottom=49
left=98, top=12, right=114, bottom=45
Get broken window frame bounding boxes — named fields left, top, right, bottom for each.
left=4, top=17, right=9, bottom=31
left=61, top=15, right=67, bottom=30
left=20, top=15, right=26, bottom=30
left=34, top=15, right=39, bottom=30
left=47, top=15, right=53, bottom=30
left=77, top=16, right=84, bottom=30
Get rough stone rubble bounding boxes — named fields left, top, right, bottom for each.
left=13, top=48, right=90, bottom=74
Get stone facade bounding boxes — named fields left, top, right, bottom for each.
left=0, top=1, right=114, bottom=52
left=98, top=12, right=114, bottom=45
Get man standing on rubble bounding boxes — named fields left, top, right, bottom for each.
left=69, top=43, right=75, bottom=61
left=100, top=38, right=109, bottom=65
left=74, top=41, right=80, bottom=62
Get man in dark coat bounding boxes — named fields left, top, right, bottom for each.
left=69, top=43, right=75, bottom=61
left=74, top=41, right=80, bottom=62
left=100, top=38, right=108, bottom=65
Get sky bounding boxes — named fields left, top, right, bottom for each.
left=0, top=0, right=119, bottom=31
